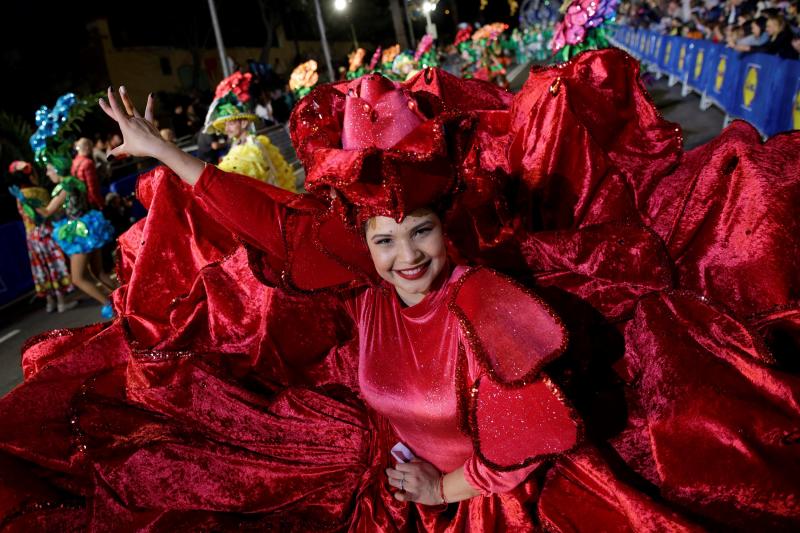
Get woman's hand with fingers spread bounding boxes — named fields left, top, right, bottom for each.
left=98, top=86, right=205, bottom=185
left=386, top=460, right=443, bottom=506
left=98, top=87, right=163, bottom=159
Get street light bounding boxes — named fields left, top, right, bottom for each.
left=421, top=1, right=438, bottom=39
left=334, top=0, right=359, bottom=50
left=313, top=0, right=335, bottom=82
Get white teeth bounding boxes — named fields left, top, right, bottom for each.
left=397, top=264, right=427, bottom=275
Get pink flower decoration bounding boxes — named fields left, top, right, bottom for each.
left=567, top=4, right=589, bottom=27
left=415, top=35, right=434, bottom=61
left=579, top=0, right=599, bottom=18
left=551, top=23, right=567, bottom=51
left=565, top=24, right=586, bottom=45
left=369, top=47, right=382, bottom=70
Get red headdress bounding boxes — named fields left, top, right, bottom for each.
left=8, top=161, right=32, bottom=175
left=289, top=68, right=512, bottom=225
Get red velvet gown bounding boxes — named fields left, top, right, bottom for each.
left=1, top=49, right=799, bottom=532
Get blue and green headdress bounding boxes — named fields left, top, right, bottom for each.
left=29, top=92, right=94, bottom=175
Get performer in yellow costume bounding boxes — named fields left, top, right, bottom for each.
left=204, top=71, right=297, bottom=191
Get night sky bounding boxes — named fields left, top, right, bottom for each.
left=1, top=0, right=518, bottom=119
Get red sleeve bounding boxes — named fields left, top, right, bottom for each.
left=193, top=164, right=296, bottom=261
left=193, top=164, right=374, bottom=291
left=463, top=453, right=539, bottom=495
left=458, top=329, right=544, bottom=495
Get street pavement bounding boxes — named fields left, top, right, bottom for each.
left=0, top=60, right=727, bottom=399
left=0, top=295, right=105, bottom=396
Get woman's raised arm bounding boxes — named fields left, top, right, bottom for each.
left=99, top=87, right=205, bottom=186
left=100, top=86, right=298, bottom=258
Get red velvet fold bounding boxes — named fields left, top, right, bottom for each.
left=2, top=50, right=800, bottom=531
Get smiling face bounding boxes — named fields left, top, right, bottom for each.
left=365, top=209, right=447, bottom=306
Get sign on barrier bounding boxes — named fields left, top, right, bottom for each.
left=741, top=63, right=760, bottom=111
left=706, top=49, right=742, bottom=111
left=661, top=38, right=675, bottom=71
left=777, top=61, right=800, bottom=132
left=677, top=40, right=688, bottom=75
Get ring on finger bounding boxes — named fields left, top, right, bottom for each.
left=400, top=478, right=405, bottom=491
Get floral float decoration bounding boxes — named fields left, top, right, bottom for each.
left=369, top=47, right=382, bottom=71
left=454, top=26, right=473, bottom=48
left=381, top=45, right=401, bottom=67
left=466, top=23, right=510, bottom=86
left=214, top=71, right=252, bottom=102
left=472, top=22, right=509, bottom=43
left=289, top=60, right=319, bottom=99
left=391, top=52, right=417, bottom=81
left=550, top=0, right=620, bottom=62
left=414, top=34, right=439, bottom=69
left=347, top=48, right=368, bottom=80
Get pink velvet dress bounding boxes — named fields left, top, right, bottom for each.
left=346, top=264, right=539, bottom=492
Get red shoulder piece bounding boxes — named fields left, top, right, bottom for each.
left=449, top=267, right=581, bottom=469
left=449, top=267, right=567, bottom=384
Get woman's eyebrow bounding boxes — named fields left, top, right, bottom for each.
left=408, top=221, right=433, bottom=233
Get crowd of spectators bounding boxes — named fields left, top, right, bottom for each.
left=619, top=0, right=800, bottom=59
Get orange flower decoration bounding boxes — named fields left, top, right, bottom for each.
left=348, top=48, right=366, bottom=72
left=472, top=22, right=509, bottom=42
left=289, top=60, right=319, bottom=92
left=382, top=45, right=401, bottom=64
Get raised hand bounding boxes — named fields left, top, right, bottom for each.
left=8, top=185, right=25, bottom=202
left=98, top=87, right=162, bottom=159
left=98, top=86, right=205, bottom=185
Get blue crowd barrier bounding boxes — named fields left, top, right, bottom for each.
left=706, top=48, right=742, bottom=112
left=109, top=167, right=152, bottom=221
left=0, top=222, right=34, bottom=307
left=777, top=60, right=800, bottom=133
left=688, top=40, right=717, bottom=91
left=735, top=54, right=789, bottom=134
left=611, top=26, right=800, bottom=136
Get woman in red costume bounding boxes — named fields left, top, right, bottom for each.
left=1, top=49, right=799, bottom=532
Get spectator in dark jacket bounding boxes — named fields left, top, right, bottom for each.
left=753, top=12, right=800, bottom=59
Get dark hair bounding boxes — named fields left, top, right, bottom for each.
left=6, top=169, right=33, bottom=188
